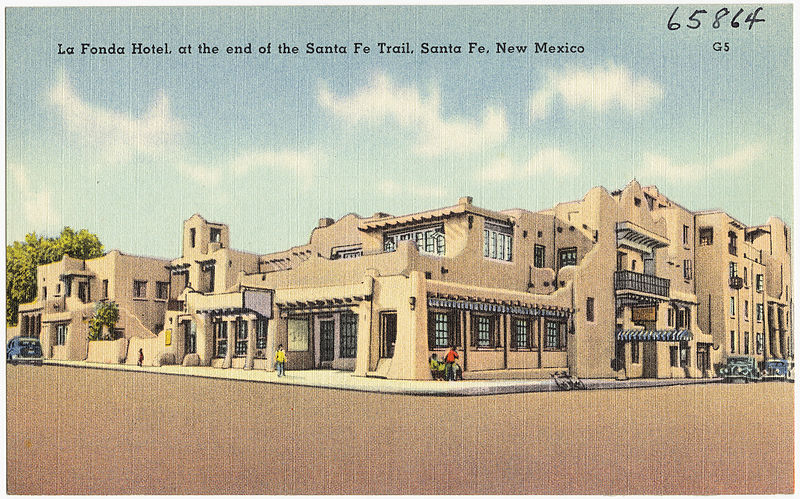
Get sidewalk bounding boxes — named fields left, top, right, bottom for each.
left=41, top=359, right=721, bottom=396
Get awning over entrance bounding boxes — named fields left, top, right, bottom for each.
left=194, top=289, right=273, bottom=318
left=427, top=297, right=570, bottom=318
left=616, top=329, right=693, bottom=342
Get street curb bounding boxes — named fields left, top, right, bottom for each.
left=37, top=359, right=725, bottom=397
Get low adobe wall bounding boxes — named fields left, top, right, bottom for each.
left=86, top=338, right=128, bottom=364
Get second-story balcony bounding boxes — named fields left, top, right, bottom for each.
left=729, top=276, right=744, bottom=289
left=614, top=270, right=670, bottom=298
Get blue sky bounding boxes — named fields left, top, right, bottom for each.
left=6, top=5, right=793, bottom=259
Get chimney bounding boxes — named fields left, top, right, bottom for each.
left=459, top=196, right=473, bottom=206
left=318, top=217, right=334, bottom=228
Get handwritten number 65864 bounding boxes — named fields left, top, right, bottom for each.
left=667, top=6, right=765, bottom=31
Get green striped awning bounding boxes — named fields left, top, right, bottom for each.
left=616, top=329, right=692, bottom=342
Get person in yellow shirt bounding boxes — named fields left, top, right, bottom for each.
left=275, top=344, right=287, bottom=377
left=429, top=353, right=446, bottom=380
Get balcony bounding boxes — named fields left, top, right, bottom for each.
left=614, top=271, right=670, bottom=298
left=729, top=276, right=744, bottom=289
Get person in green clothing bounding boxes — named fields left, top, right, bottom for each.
left=429, top=353, right=446, bottom=380
left=275, top=344, right=287, bottom=377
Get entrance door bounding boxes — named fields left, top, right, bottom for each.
left=380, top=312, right=397, bottom=358
left=320, top=319, right=335, bottom=363
left=697, top=343, right=710, bottom=373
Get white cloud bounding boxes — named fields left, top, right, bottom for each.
left=318, top=73, right=508, bottom=157
left=377, top=180, right=448, bottom=198
left=178, top=149, right=322, bottom=188
left=530, top=63, right=663, bottom=120
left=642, top=142, right=765, bottom=180
left=48, top=71, right=184, bottom=163
left=480, top=148, right=581, bottom=181
left=9, top=163, right=57, bottom=229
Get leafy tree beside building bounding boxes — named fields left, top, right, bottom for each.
left=6, top=228, right=104, bottom=325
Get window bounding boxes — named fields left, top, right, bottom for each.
left=332, top=245, right=363, bottom=260
left=190, top=228, right=196, bottom=248
left=683, top=259, right=693, bottom=280
left=728, top=231, right=737, bottom=255
left=743, top=267, right=748, bottom=286
left=156, top=282, right=169, bottom=300
left=133, top=280, right=147, bottom=298
left=55, top=324, right=68, bottom=346
left=474, top=315, right=494, bottom=348
left=729, top=262, right=738, bottom=278
left=631, top=340, right=640, bottom=364
left=756, top=333, right=764, bottom=354
left=744, top=300, right=749, bottom=320
left=512, top=318, right=530, bottom=350
left=699, top=227, right=713, bottom=245
left=545, top=320, right=565, bottom=350
left=682, top=225, right=690, bottom=245
left=483, top=222, right=513, bottom=262
left=729, top=297, right=735, bottom=316
left=634, top=197, right=641, bottom=207
left=744, top=331, right=750, bottom=354
left=668, top=308, right=674, bottom=327
left=185, top=321, right=197, bottom=354
left=340, top=312, right=358, bottom=358
left=679, top=343, right=689, bottom=368
left=215, top=321, right=228, bottom=357
left=102, top=279, right=109, bottom=299
left=586, top=297, right=595, bottom=322
left=235, top=319, right=248, bottom=356
left=429, top=311, right=458, bottom=349
left=558, top=247, right=577, bottom=269
left=210, top=227, right=221, bottom=243
left=534, top=245, right=546, bottom=268
left=669, top=346, right=679, bottom=367
left=42, top=287, right=47, bottom=300
left=756, top=303, right=764, bottom=322
left=288, top=318, right=309, bottom=351
left=384, top=224, right=445, bottom=256
left=756, top=274, right=764, bottom=293
left=256, top=319, right=268, bottom=349
left=730, top=330, right=736, bottom=353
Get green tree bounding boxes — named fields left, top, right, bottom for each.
left=88, top=301, right=120, bottom=341
left=6, top=227, right=104, bottom=325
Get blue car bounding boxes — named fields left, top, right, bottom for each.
left=6, top=336, right=43, bottom=365
left=761, top=359, right=793, bottom=381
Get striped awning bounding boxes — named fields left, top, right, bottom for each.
left=616, top=329, right=693, bottom=342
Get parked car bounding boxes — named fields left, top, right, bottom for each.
left=761, top=359, right=794, bottom=381
left=6, top=336, right=43, bottom=365
left=719, top=355, right=761, bottom=383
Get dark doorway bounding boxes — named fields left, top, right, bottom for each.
left=380, top=312, right=397, bottom=358
left=320, top=319, right=335, bottom=363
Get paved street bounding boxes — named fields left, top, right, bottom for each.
left=6, top=363, right=794, bottom=494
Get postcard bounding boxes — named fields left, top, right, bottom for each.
left=5, top=4, right=793, bottom=495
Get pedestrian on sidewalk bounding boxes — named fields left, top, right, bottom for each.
left=444, top=345, right=459, bottom=381
left=137, top=348, right=144, bottom=367
left=275, top=344, right=287, bottom=377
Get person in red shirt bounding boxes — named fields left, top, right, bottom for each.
left=444, top=345, right=459, bottom=381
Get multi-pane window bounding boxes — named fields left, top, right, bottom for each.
left=210, top=227, right=221, bottom=243
left=669, top=346, right=679, bottom=367
left=558, top=247, right=577, bottom=269
left=256, top=319, right=268, bottom=349
left=668, top=308, right=674, bottom=327
left=683, top=259, right=692, bottom=280
left=340, top=312, right=358, bottom=358
left=332, top=246, right=363, bottom=260
left=483, top=222, right=513, bottom=262
left=682, top=225, right=690, bottom=245
left=756, top=333, right=764, bottom=354
left=156, top=282, right=169, bottom=300
left=55, top=324, right=68, bottom=346
left=235, top=319, right=248, bottom=356
left=729, top=262, right=738, bottom=278
left=756, top=303, right=764, bottom=322
left=534, top=245, right=546, bottom=268
left=215, top=321, right=228, bottom=357
left=545, top=320, right=564, bottom=350
left=512, top=318, right=529, bottom=349
left=744, top=300, right=749, bottom=320
left=429, top=312, right=452, bottom=349
left=728, top=232, right=737, bottom=255
left=730, top=330, right=736, bottom=353
left=743, top=267, right=748, bottom=286
left=288, top=318, right=310, bottom=352
left=756, top=274, right=764, bottom=292
left=631, top=340, right=640, bottom=364
left=729, top=297, right=735, bottom=316
left=699, top=227, right=713, bottom=245
left=133, top=280, right=147, bottom=298
left=474, top=315, right=493, bottom=348
left=384, top=224, right=445, bottom=255
left=744, top=332, right=750, bottom=354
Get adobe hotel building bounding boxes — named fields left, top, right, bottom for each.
left=16, top=180, right=793, bottom=380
